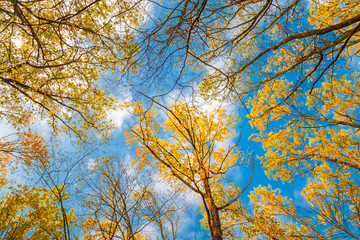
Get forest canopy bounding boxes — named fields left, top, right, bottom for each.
left=0, top=0, right=359, bottom=239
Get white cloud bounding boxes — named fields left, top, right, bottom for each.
left=31, top=119, right=53, bottom=139
left=205, top=55, right=230, bottom=75
left=108, top=106, right=132, bottom=129
left=153, top=175, right=174, bottom=194
left=106, top=88, right=133, bottom=130
left=12, top=37, right=23, bottom=48
left=228, top=165, right=243, bottom=183
left=183, top=189, right=200, bottom=206
left=86, top=158, right=96, bottom=171
left=152, top=174, right=199, bottom=207
left=0, top=123, right=16, bottom=140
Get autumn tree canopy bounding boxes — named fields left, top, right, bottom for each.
left=0, top=0, right=360, bottom=239
left=128, top=0, right=360, bottom=238
left=82, top=157, right=180, bottom=240
left=0, top=184, right=76, bottom=239
left=126, top=100, right=253, bottom=239
left=0, top=0, right=145, bottom=139
left=0, top=0, right=147, bottom=185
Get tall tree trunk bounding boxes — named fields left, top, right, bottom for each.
left=207, top=199, right=223, bottom=240
left=202, top=176, right=223, bottom=240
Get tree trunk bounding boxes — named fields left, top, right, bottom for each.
left=207, top=199, right=223, bottom=240
left=202, top=175, right=223, bottom=240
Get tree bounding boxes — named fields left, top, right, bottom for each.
left=126, top=100, right=252, bottom=240
left=0, top=131, right=49, bottom=189
left=246, top=69, right=360, bottom=239
left=1, top=0, right=359, bottom=239
left=82, top=157, right=180, bottom=240
left=0, top=0, right=144, bottom=138
left=125, top=1, right=360, bottom=237
left=240, top=182, right=360, bottom=239
left=0, top=0, right=150, bottom=147
left=135, top=0, right=360, bottom=97
left=0, top=0, right=146, bottom=187
left=242, top=1, right=360, bottom=238
left=0, top=184, right=76, bottom=239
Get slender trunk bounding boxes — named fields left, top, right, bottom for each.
left=207, top=198, right=223, bottom=240
left=202, top=175, right=223, bottom=240
left=122, top=199, right=135, bottom=240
